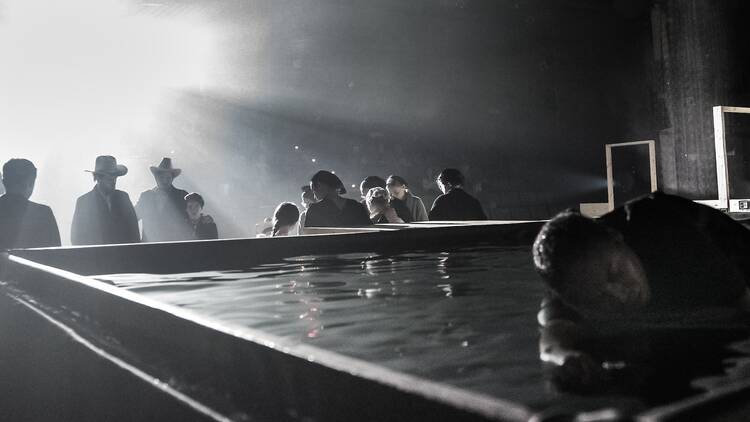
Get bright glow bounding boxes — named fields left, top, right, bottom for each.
left=0, top=0, right=215, bottom=243
left=294, top=145, right=300, bottom=150
left=311, top=158, right=316, bottom=163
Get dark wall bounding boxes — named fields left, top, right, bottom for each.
left=653, top=0, right=750, bottom=199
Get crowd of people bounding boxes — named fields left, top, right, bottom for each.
left=0, top=155, right=488, bottom=249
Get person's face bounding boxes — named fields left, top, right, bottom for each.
left=311, top=181, right=332, bottom=201
left=301, top=190, right=315, bottom=208
left=96, top=174, right=117, bottom=194
left=186, top=200, right=203, bottom=220
left=387, top=184, right=405, bottom=199
left=560, top=240, right=650, bottom=315
left=155, top=172, right=173, bottom=189
left=436, top=179, right=449, bottom=194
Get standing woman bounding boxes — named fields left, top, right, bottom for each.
left=386, top=175, right=428, bottom=222
left=304, top=170, right=371, bottom=228
left=185, top=192, right=218, bottom=240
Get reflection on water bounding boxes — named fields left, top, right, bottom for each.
left=97, top=245, right=750, bottom=412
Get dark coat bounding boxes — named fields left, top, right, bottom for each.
left=389, top=198, right=412, bottom=223
left=304, top=197, right=372, bottom=228
left=0, top=194, right=61, bottom=250
left=71, top=189, right=140, bottom=245
left=191, top=215, right=218, bottom=240
left=429, top=188, right=487, bottom=221
left=135, top=186, right=191, bottom=242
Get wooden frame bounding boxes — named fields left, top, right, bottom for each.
left=713, top=105, right=750, bottom=212
left=605, top=140, right=657, bottom=211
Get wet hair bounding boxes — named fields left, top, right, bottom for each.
left=272, top=202, right=300, bottom=235
left=386, top=175, right=408, bottom=187
left=184, top=192, right=205, bottom=207
left=366, top=187, right=389, bottom=209
left=2, top=158, right=37, bottom=190
left=311, top=170, right=346, bottom=195
left=437, top=168, right=464, bottom=186
left=532, top=210, right=620, bottom=292
left=360, top=176, right=386, bottom=195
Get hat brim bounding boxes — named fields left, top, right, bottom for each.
left=86, top=164, right=128, bottom=177
left=150, top=167, right=181, bottom=177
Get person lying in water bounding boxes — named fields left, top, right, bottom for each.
left=532, top=192, right=750, bottom=390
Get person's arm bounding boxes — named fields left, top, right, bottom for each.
left=540, top=319, right=608, bottom=392
left=428, top=196, right=443, bottom=221
left=383, top=207, right=404, bottom=224
left=303, top=206, right=317, bottom=227
left=208, top=222, right=218, bottom=239
left=199, top=216, right=218, bottom=239
left=414, top=197, right=429, bottom=222
left=133, top=191, right=146, bottom=221
left=45, top=206, right=61, bottom=247
left=121, top=193, right=141, bottom=243
left=70, top=198, right=84, bottom=245
left=357, top=202, right=373, bottom=226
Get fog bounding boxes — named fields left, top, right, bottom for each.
left=1, top=0, right=654, bottom=243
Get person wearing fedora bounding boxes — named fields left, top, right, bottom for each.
left=71, top=156, right=140, bottom=245
left=135, top=157, right=191, bottom=242
left=0, top=158, right=61, bottom=250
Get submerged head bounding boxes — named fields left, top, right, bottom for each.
left=386, top=175, right=408, bottom=200
left=360, top=176, right=386, bottom=199
left=436, top=168, right=464, bottom=194
left=310, top=170, right=345, bottom=201
left=185, top=192, right=205, bottom=221
left=532, top=210, right=650, bottom=315
left=272, top=202, right=300, bottom=236
left=2, top=158, right=37, bottom=199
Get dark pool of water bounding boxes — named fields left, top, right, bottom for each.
left=97, top=245, right=750, bottom=413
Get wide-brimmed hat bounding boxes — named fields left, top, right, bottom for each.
left=150, top=157, right=181, bottom=177
left=86, top=155, right=128, bottom=177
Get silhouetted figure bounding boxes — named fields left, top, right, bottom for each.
left=297, top=185, right=316, bottom=234
left=304, top=171, right=371, bottom=228
left=386, top=175, right=427, bottom=222
left=272, top=202, right=300, bottom=236
left=71, top=156, right=139, bottom=245
left=359, top=176, right=386, bottom=203
left=135, top=158, right=190, bottom=242
left=0, top=159, right=61, bottom=249
left=185, top=192, right=218, bottom=240
left=365, top=187, right=404, bottom=224
left=428, top=168, right=487, bottom=221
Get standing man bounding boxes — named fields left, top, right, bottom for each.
left=428, top=168, right=487, bottom=221
left=135, top=157, right=190, bottom=242
left=0, top=158, right=61, bottom=249
left=71, top=156, right=140, bottom=245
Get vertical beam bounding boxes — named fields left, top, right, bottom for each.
left=713, top=106, right=729, bottom=208
left=605, top=144, right=614, bottom=211
left=648, top=140, right=658, bottom=192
